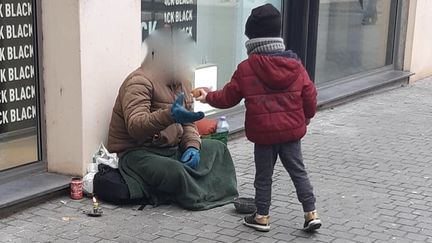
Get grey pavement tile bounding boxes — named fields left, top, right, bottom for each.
left=312, top=234, right=335, bottom=243
left=369, top=231, right=391, bottom=241
left=191, top=238, right=220, bottom=243
left=331, top=239, right=356, bottom=243
left=135, top=232, right=159, bottom=242
left=400, top=225, right=422, bottom=233
left=330, top=231, right=357, bottom=240
left=29, top=233, right=58, bottom=242
left=236, top=231, right=260, bottom=240
left=96, top=240, right=118, bottom=243
left=58, top=231, right=82, bottom=240
left=348, top=228, right=370, bottom=236
left=216, top=234, right=239, bottom=242
left=174, top=233, right=199, bottom=242
left=178, top=227, right=202, bottom=236
left=197, top=231, right=222, bottom=240
left=75, top=235, right=101, bottom=243
left=218, top=228, right=239, bottom=237
left=155, top=229, right=180, bottom=238
left=406, top=232, right=429, bottom=242
left=396, top=218, right=418, bottom=227
left=0, top=232, right=20, bottom=242
left=272, top=232, right=297, bottom=242
left=110, top=234, right=142, bottom=243
left=51, top=239, right=76, bottom=243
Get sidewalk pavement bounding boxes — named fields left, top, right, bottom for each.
left=1, top=78, right=432, bottom=243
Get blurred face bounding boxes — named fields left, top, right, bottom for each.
left=142, top=28, right=196, bottom=84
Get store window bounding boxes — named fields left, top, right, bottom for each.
left=141, top=0, right=282, bottom=112
left=315, top=0, right=398, bottom=84
left=0, top=0, right=41, bottom=171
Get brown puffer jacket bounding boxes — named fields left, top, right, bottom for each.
left=107, top=67, right=201, bottom=155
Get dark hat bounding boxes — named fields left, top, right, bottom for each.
left=245, top=4, right=282, bottom=39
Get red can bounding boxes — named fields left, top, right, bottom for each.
left=70, top=177, right=83, bottom=200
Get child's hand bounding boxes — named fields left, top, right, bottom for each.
left=192, top=88, right=210, bottom=103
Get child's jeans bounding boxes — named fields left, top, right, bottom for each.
left=254, top=140, right=316, bottom=215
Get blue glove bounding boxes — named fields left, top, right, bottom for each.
left=180, top=147, right=200, bottom=169
left=171, top=93, right=205, bottom=124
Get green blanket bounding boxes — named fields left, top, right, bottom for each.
left=119, top=139, right=239, bottom=210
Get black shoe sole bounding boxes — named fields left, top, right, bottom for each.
left=303, top=220, right=322, bottom=232
left=243, top=219, right=270, bottom=232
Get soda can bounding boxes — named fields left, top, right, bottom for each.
left=70, top=177, right=83, bottom=200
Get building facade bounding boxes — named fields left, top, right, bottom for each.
left=0, top=0, right=431, bottom=204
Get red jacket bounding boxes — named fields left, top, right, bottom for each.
left=206, top=53, right=317, bottom=145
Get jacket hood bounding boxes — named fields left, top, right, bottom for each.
left=248, top=51, right=301, bottom=90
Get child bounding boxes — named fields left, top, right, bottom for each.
left=195, top=4, right=321, bottom=232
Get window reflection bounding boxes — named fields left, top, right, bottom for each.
left=315, top=0, right=397, bottom=84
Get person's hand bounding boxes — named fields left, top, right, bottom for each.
left=180, top=147, right=200, bottom=169
left=171, top=93, right=205, bottom=124
left=195, top=88, right=209, bottom=103
left=191, top=87, right=211, bottom=98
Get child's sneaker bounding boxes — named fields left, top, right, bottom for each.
left=303, top=210, right=321, bottom=232
left=243, top=213, right=270, bottom=232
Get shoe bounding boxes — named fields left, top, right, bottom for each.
left=243, top=213, right=270, bottom=232
left=303, top=211, right=322, bottom=232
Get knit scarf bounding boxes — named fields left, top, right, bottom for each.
left=245, top=37, right=286, bottom=55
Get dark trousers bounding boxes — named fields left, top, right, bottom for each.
left=254, top=141, right=316, bottom=215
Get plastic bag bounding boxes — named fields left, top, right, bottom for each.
left=83, top=172, right=97, bottom=194
left=83, top=144, right=119, bottom=194
left=83, top=163, right=99, bottom=194
left=92, top=143, right=119, bottom=169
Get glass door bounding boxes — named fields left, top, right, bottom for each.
left=0, top=0, right=41, bottom=171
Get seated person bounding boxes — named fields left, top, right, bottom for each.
left=107, top=29, right=238, bottom=210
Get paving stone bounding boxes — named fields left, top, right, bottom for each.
left=406, top=232, right=429, bottom=242
left=52, top=239, right=76, bottom=243
left=349, top=228, right=370, bottom=236
left=218, top=228, right=240, bottom=237
left=191, top=237, right=220, bottom=243
left=197, top=231, right=221, bottom=240
left=236, top=231, right=259, bottom=240
left=97, top=240, right=118, bottom=243
left=312, top=234, right=335, bottom=243
left=75, top=235, right=100, bottom=243
left=369, top=232, right=391, bottom=241
left=174, top=233, right=198, bottom=242
left=111, top=234, right=141, bottom=243
left=135, top=232, right=159, bottom=242
left=154, top=229, right=179, bottom=238
left=178, top=227, right=202, bottom=236
left=272, top=232, right=296, bottom=241
left=400, top=225, right=421, bottom=233
left=152, top=236, right=180, bottom=243
left=254, top=236, right=279, bottom=243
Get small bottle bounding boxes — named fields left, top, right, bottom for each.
left=216, top=116, right=230, bottom=133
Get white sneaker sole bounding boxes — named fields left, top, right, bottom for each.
left=303, top=219, right=322, bottom=232
left=243, top=219, right=270, bottom=232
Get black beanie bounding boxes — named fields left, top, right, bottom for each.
left=245, top=4, right=282, bottom=39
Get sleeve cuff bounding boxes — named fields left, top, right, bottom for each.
left=185, top=140, right=201, bottom=150
left=206, top=91, right=215, bottom=106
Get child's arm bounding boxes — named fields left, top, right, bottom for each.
left=197, top=70, right=243, bottom=109
left=301, top=67, right=317, bottom=119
